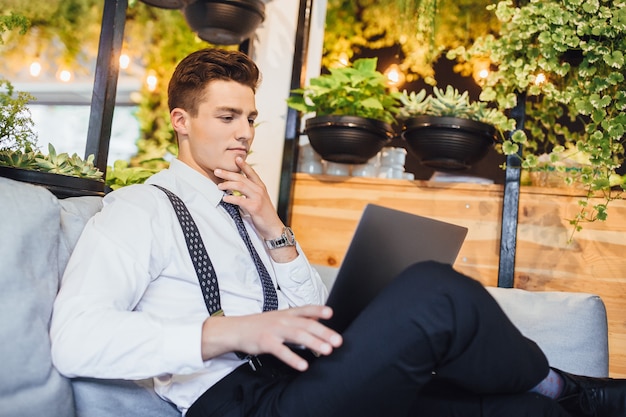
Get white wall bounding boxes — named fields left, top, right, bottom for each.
left=250, top=0, right=326, bottom=205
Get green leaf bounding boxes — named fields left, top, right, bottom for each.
left=502, top=141, right=519, bottom=155
left=604, top=50, right=625, bottom=68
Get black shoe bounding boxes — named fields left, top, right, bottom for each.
left=554, top=368, right=626, bottom=416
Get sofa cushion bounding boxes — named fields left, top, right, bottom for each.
left=58, top=196, right=104, bottom=277
left=0, top=177, right=75, bottom=416
left=72, top=378, right=180, bottom=417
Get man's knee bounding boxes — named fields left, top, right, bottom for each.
left=393, top=261, right=484, bottom=299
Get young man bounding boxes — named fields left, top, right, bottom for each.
left=51, top=48, right=626, bottom=417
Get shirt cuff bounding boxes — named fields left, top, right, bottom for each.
left=272, top=246, right=312, bottom=285
left=159, top=316, right=206, bottom=375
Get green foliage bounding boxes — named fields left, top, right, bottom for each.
left=323, top=0, right=501, bottom=84
left=0, top=0, right=101, bottom=72
left=0, top=143, right=103, bottom=180
left=0, top=79, right=38, bottom=151
left=287, top=57, right=400, bottom=124
left=0, top=12, right=103, bottom=181
left=449, top=0, right=626, bottom=232
left=105, top=159, right=159, bottom=190
left=0, top=12, right=30, bottom=44
left=396, top=85, right=516, bottom=137
left=35, top=143, right=103, bottom=179
left=0, top=144, right=38, bottom=169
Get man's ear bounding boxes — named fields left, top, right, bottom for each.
left=170, top=108, right=189, bottom=136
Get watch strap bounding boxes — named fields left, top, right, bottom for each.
left=265, top=226, right=296, bottom=249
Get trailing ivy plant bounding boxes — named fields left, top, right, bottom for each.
left=449, top=0, right=626, bottom=235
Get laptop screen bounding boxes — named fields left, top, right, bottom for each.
left=322, top=204, right=468, bottom=333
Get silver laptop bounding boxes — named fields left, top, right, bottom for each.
left=322, top=204, right=468, bottom=333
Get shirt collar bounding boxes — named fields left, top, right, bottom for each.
left=169, top=159, right=225, bottom=208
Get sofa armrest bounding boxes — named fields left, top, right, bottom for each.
left=0, top=178, right=75, bottom=416
left=486, top=287, right=609, bottom=378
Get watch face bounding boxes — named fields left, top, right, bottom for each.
left=285, top=227, right=295, bottom=244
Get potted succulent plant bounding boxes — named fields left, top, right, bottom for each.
left=396, top=85, right=515, bottom=170
left=0, top=78, right=105, bottom=198
left=286, top=57, right=400, bottom=164
left=448, top=0, right=626, bottom=230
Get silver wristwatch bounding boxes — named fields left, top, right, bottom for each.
left=265, top=226, right=296, bottom=249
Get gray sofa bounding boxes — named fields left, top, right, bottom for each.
left=0, top=177, right=610, bottom=417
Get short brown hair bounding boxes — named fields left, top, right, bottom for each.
left=167, top=48, right=261, bottom=116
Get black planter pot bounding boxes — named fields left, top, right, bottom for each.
left=183, top=0, right=265, bottom=45
left=139, top=0, right=185, bottom=9
left=305, top=115, right=395, bottom=165
left=0, top=166, right=106, bottom=199
left=401, top=115, right=497, bottom=171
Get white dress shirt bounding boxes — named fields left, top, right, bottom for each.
left=50, top=159, right=328, bottom=414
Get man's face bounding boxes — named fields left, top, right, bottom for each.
left=174, top=80, right=257, bottom=183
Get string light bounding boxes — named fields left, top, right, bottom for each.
left=146, top=73, right=158, bottom=92
left=58, top=69, right=72, bottom=82
left=337, top=52, right=349, bottom=67
left=29, top=61, right=42, bottom=77
left=384, top=63, right=405, bottom=89
left=119, top=53, right=130, bottom=70
left=472, top=59, right=492, bottom=85
left=534, top=72, right=546, bottom=85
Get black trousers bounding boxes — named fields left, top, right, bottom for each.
left=187, top=261, right=571, bottom=417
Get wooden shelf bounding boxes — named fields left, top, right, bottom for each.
left=290, top=173, right=626, bottom=377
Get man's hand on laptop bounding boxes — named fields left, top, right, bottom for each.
left=200, top=306, right=343, bottom=371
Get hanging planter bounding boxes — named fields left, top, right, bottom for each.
left=305, top=115, right=395, bottom=165
left=396, top=86, right=511, bottom=171
left=287, top=58, right=401, bottom=165
left=182, top=0, right=266, bottom=45
left=401, top=115, right=496, bottom=171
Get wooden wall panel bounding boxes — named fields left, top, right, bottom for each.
left=291, top=173, right=626, bottom=377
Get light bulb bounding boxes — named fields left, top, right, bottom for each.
left=146, top=74, right=158, bottom=92
left=119, top=54, right=130, bottom=70
left=58, top=70, right=72, bottom=82
left=384, top=64, right=405, bottom=88
left=29, top=61, right=42, bottom=77
left=338, top=53, right=349, bottom=67
left=535, top=73, right=546, bottom=85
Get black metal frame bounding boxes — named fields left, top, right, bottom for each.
left=277, top=0, right=314, bottom=224
left=497, top=93, right=526, bottom=288
left=85, top=0, right=128, bottom=177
